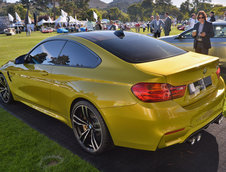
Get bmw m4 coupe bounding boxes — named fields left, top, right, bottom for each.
left=0, top=31, right=225, bottom=154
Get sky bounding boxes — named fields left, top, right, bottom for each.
left=6, top=0, right=226, bottom=7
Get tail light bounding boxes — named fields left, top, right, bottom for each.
left=216, top=66, right=220, bottom=79
left=131, top=83, right=186, bottom=102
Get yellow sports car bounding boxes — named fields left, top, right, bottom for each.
left=0, top=31, right=225, bottom=154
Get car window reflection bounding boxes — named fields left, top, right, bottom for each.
left=29, top=40, right=66, bottom=65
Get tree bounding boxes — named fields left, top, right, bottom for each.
left=108, top=7, right=121, bottom=20
left=180, top=0, right=193, bottom=16
left=155, top=0, right=172, bottom=13
left=141, top=0, right=154, bottom=20
left=7, top=4, right=27, bottom=20
left=127, top=3, right=142, bottom=21
left=192, top=0, right=212, bottom=13
left=59, top=0, right=77, bottom=16
left=87, top=8, right=101, bottom=21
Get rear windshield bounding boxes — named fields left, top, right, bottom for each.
left=77, top=31, right=187, bottom=63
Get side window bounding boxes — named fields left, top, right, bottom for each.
left=29, top=40, right=66, bottom=65
left=214, top=26, right=226, bottom=38
left=181, top=29, right=193, bottom=39
left=55, top=41, right=101, bottom=68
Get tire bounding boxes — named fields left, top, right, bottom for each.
left=71, top=100, right=112, bottom=154
left=0, top=74, right=14, bottom=104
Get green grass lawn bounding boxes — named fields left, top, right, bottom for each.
left=130, top=25, right=183, bottom=36
left=0, top=108, right=98, bottom=172
left=0, top=32, right=99, bottom=171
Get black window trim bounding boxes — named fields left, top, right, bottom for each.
left=26, top=39, right=102, bottom=69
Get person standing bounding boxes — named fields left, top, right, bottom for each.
left=163, top=12, right=171, bottom=36
left=151, top=15, right=164, bottom=38
left=209, top=11, right=216, bottom=22
left=142, top=23, right=146, bottom=32
left=150, top=16, right=154, bottom=33
left=135, top=23, right=140, bottom=33
left=147, top=21, right=150, bottom=32
left=192, top=11, right=214, bottom=55
left=188, top=13, right=197, bottom=29
left=95, top=19, right=102, bottom=30
left=108, top=20, right=116, bottom=30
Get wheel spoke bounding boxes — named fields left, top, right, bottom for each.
left=2, top=91, right=7, bottom=98
left=80, top=129, right=90, bottom=143
left=73, top=115, right=88, bottom=126
left=73, top=119, right=87, bottom=126
left=0, top=78, right=6, bottom=87
left=0, top=87, right=5, bottom=93
left=90, top=130, right=99, bottom=151
left=81, top=105, right=90, bottom=122
left=94, top=128, right=101, bottom=132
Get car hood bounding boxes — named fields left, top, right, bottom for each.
left=159, top=35, right=177, bottom=42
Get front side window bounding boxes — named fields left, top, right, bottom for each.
left=28, top=40, right=66, bottom=65
left=181, top=29, right=194, bottom=39
left=214, top=25, right=226, bottom=38
left=55, top=41, right=101, bottom=68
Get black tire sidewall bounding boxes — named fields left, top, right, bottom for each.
left=0, top=74, right=13, bottom=104
left=71, top=100, right=111, bottom=154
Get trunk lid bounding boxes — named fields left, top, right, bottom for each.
left=134, top=52, right=220, bottom=106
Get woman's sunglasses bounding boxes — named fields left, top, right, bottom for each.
left=198, top=17, right=205, bottom=19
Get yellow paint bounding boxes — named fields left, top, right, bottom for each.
left=0, top=35, right=225, bottom=151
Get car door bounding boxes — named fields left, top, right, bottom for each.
left=49, top=40, right=101, bottom=117
left=209, top=25, right=226, bottom=65
left=8, top=40, right=66, bottom=110
left=172, top=29, right=194, bottom=52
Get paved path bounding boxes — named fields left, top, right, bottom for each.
left=1, top=100, right=226, bottom=172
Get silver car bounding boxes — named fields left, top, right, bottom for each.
left=159, top=21, right=226, bottom=66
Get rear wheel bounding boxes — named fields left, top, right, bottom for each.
left=0, top=74, right=14, bottom=104
left=71, top=101, right=112, bottom=154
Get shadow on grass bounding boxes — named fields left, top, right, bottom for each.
left=0, top=101, right=219, bottom=172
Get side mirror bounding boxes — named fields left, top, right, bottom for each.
left=176, top=35, right=182, bottom=39
left=15, top=54, right=27, bottom=64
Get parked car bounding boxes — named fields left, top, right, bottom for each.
left=177, top=20, right=188, bottom=30
left=160, top=21, right=226, bottom=66
left=0, top=31, right=225, bottom=154
left=57, top=28, right=69, bottom=33
left=41, top=27, right=54, bottom=33
left=5, top=28, right=16, bottom=36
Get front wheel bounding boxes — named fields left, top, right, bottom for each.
left=71, top=101, right=112, bottom=154
left=0, top=74, right=14, bottom=104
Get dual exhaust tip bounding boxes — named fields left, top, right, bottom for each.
left=187, top=115, right=224, bottom=146
left=188, top=133, right=202, bottom=146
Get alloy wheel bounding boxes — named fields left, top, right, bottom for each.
left=72, top=105, right=102, bottom=152
left=0, top=75, right=11, bottom=103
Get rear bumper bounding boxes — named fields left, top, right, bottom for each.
left=100, top=77, right=225, bottom=151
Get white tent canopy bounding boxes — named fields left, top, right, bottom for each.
left=54, top=16, right=67, bottom=23
left=46, top=17, right=54, bottom=23
left=8, top=13, right=14, bottom=22
left=38, top=19, right=47, bottom=26
left=61, top=9, right=68, bottom=17
left=28, top=16, right=32, bottom=24
left=69, top=16, right=76, bottom=23
left=15, top=12, right=21, bottom=22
